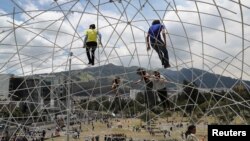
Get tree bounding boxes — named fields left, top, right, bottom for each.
left=0, top=107, right=10, bottom=117
left=182, top=80, right=200, bottom=115
left=88, top=100, right=99, bottom=111
left=135, top=92, right=144, bottom=104
left=96, top=96, right=111, bottom=111
left=12, top=107, right=23, bottom=117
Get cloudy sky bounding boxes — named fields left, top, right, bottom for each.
left=0, top=0, right=250, bottom=81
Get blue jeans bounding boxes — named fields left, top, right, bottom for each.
left=151, top=42, right=169, bottom=66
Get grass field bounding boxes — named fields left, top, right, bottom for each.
left=46, top=116, right=209, bottom=141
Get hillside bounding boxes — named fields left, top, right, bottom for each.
left=40, top=64, right=250, bottom=96
left=161, top=68, right=250, bottom=88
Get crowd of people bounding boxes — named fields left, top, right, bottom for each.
left=0, top=127, right=47, bottom=141
left=104, top=134, right=126, bottom=141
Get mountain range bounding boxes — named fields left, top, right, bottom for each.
left=160, top=67, right=250, bottom=88
left=50, top=63, right=249, bottom=96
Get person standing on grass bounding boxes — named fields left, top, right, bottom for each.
left=111, top=76, right=122, bottom=114
left=135, top=68, right=157, bottom=109
left=185, top=125, right=205, bottom=141
left=152, top=71, right=170, bottom=111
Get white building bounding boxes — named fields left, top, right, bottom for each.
left=129, top=89, right=144, bottom=100
left=0, top=74, right=12, bottom=101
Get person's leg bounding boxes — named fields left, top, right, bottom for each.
left=144, top=90, right=150, bottom=126
left=114, top=96, right=121, bottom=114
left=151, top=43, right=165, bottom=65
left=118, top=96, right=122, bottom=114
left=86, top=47, right=92, bottom=64
left=147, top=89, right=155, bottom=109
left=159, top=44, right=170, bottom=67
left=165, top=90, right=170, bottom=109
left=145, top=81, right=155, bottom=109
left=157, top=88, right=169, bottom=110
left=113, top=96, right=117, bottom=114
left=91, top=46, right=97, bottom=65
left=157, top=89, right=166, bottom=110
left=110, top=96, right=116, bottom=113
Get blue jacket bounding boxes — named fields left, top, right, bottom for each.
left=148, top=24, right=165, bottom=44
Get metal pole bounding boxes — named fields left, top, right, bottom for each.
left=66, top=52, right=73, bottom=141
left=31, top=63, right=33, bottom=74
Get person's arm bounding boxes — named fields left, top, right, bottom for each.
left=98, top=31, right=102, bottom=46
left=159, top=75, right=167, bottom=83
left=142, top=73, right=151, bottom=81
left=83, top=35, right=87, bottom=48
left=135, top=74, right=147, bottom=84
left=148, top=74, right=157, bottom=82
left=112, top=83, right=116, bottom=90
left=146, top=34, right=150, bottom=51
left=83, top=30, right=88, bottom=48
left=134, top=79, right=141, bottom=84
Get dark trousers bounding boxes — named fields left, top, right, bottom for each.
left=144, top=81, right=157, bottom=109
left=145, top=89, right=157, bottom=110
left=144, top=83, right=157, bottom=125
left=86, top=46, right=97, bottom=65
left=111, top=95, right=122, bottom=114
left=157, top=87, right=170, bottom=110
left=151, top=43, right=169, bottom=66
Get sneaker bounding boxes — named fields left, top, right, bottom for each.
left=164, top=64, right=171, bottom=68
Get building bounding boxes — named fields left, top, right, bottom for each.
left=38, top=74, right=67, bottom=109
left=129, top=89, right=144, bottom=100
left=9, top=76, right=40, bottom=102
left=0, top=73, right=67, bottom=111
left=0, top=74, right=13, bottom=101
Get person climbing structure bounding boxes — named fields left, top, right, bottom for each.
left=111, top=76, right=122, bottom=114
left=152, top=71, right=170, bottom=111
left=146, top=20, right=170, bottom=68
left=84, top=24, right=102, bottom=66
left=135, top=68, right=158, bottom=115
